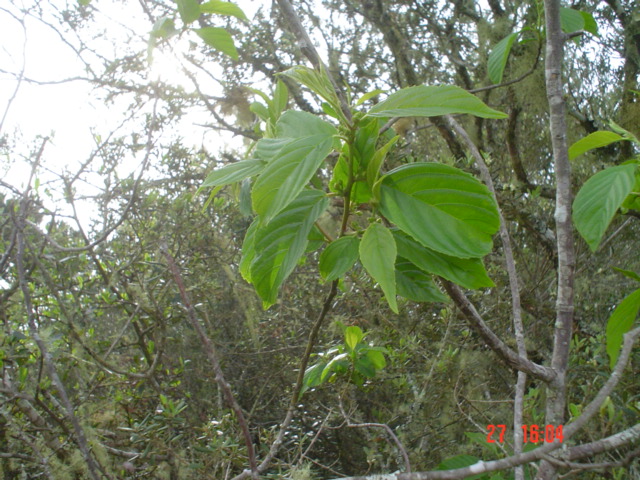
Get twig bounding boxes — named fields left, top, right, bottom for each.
left=161, top=242, right=258, bottom=479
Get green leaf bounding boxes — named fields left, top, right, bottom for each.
left=250, top=102, right=270, bottom=121
left=379, top=163, right=500, bottom=259
left=367, top=135, right=400, bottom=188
left=560, top=7, right=585, bottom=33
left=201, top=159, right=265, bottom=189
left=488, top=32, right=519, bottom=84
left=272, top=80, right=288, bottom=118
left=275, top=110, right=337, bottom=140
left=568, top=131, right=625, bottom=160
left=194, top=27, right=238, bottom=60
left=239, top=219, right=260, bottom=283
left=279, top=65, right=343, bottom=119
left=344, top=326, right=363, bottom=351
left=365, top=349, right=386, bottom=369
left=395, top=259, right=449, bottom=303
left=437, top=455, right=484, bottom=479
left=252, top=136, right=334, bottom=223
left=250, top=190, right=328, bottom=308
left=354, top=356, right=376, bottom=378
left=359, top=223, right=398, bottom=313
left=367, top=85, right=507, bottom=119
left=393, top=230, right=494, bottom=289
left=319, top=236, right=360, bottom=281
left=175, top=0, right=201, bottom=24
left=579, top=11, right=599, bottom=36
left=613, top=267, right=640, bottom=283
left=200, top=0, right=248, bottom=22
left=321, top=353, right=349, bottom=381
left=301, top=361, right=327, bottom=396
left=573, top=164, right=637, bottom=251
left=606, top=289, right=640, bottom=369
left=356, top=88, right=385, bottom=106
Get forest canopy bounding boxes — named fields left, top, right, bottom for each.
left=0, top=0, right=639, bottom=479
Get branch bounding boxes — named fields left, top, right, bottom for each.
left=441, top=280, right=553, bottom=383
left=539, top=0, right=577, bottom=476
left=231, top=280, right=339, bottom=480
left=161, top=243, right=258, bottom=479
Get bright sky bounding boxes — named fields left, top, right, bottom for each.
left=0, top=0, right=272, bottom=226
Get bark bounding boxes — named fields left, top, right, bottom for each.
left=538, top=0, right=576, bottom=477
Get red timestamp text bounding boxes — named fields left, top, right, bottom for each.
left=486, top=424, right=564, bottom=444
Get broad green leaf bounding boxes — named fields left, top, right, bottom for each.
left=321, top=353, right=349, bottom=381
left=353, top=117, right=380, bottom=169
left=354, top=356, right=376, bottom=378
left=275, top=110, right=337, bottom=139
left=613, top=267, right=640, bottom=283
left=606, top=289, right=640, bottom=369
left=573, top=164, right=637, bottom=251
left=200, top=0, right=248, bottom=21
left=250, top=190, right=328, bottom=308
left=366, top=135, right=399, bottom=187
left=252, top=136, right=334, bottom=223
left=488, top=32, right=518, bottom=84
left=393, top=230, right=494, bottom=289
left=194, top=27, right=238, bottom=60
left=319, top=236, right=360, bottom=281
left=201, top=159, right=265, bottom=188
left=395, top=259, right=449, bottom=303
left=359, top=223, right=398, bottom=313
left=568, top=131, right=624, bottom=160
left=560, top=7, right=585, bottom=33
left=367, top=85, right=507, bottom=119
left=365, top=349, right=386, bottom=369
left=239, top=219, right=260, bottom=282
left=580, top=11, right=599, bottom=36
left=344, top=326, right=363, bottom=351
left=306, top=225, right=325, bottom=253
left=301, top=361, right=327, bottom=396
left=175, top=0, right=201, bottom=24
left=379, top=163, right=500, bottom=259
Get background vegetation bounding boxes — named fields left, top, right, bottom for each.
left=0, top=0, right=638, bottom=479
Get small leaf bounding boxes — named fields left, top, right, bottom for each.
left=606, top=289, right=640, bottom=369
left=367, top=135, right=400, bottom=188
left=239, top=219, right=260, bottom=283
left=379, top=163, right=500, bottom=259
left=200, top=0, right=248, bottom=22
left=613, top=267, right=640, bottom=283
left=272, top=80, right=288, bottom=118
left=568, top=131, right=625, bottom=160
left=356, top=88, right=385, bottom=106
left=367, top=85, right=507, bottom=119
left=250, top=102, right=270, bottom=121
left=573, top=164, right=637, bottom=251
left=279, top=65, right=343, bottom=119
left=488, top=32, right=519, bottom=84
left=359, top=223, right=398, bottom=313
left=344, top=326, right=363, bottom=351
left=194, top=27, right=238, bottom=60
left=175, top=0, right=201, bottom=24
left=395, top=259, right=449, bottom=303
left=579, top=11, right=599, bottom=36
left=201, top=159, right=265, bottom=189
left=319, top=236, right=360, bottom=281
left=301, top=361, right=327, bottom=396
